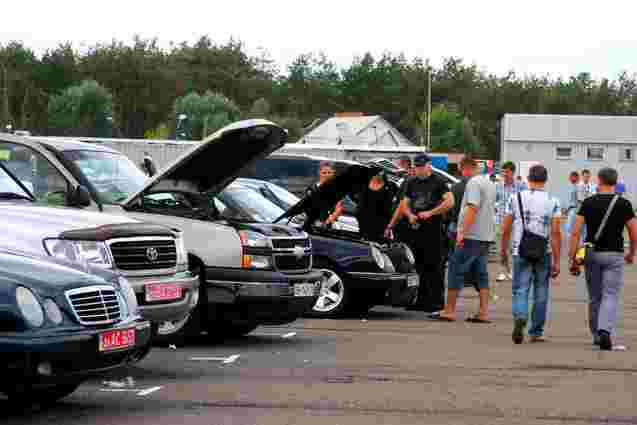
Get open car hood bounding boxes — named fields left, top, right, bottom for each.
left=123, top=120, right=287, bottom=207
left=274, top=163, right=383, bottom=225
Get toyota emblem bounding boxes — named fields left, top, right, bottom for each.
left=146, top=247, right=159, bottom=262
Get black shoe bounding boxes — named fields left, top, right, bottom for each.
left=405, top=305, right=427, bottom=311
left=512, top=319, right=527, bottom=344
left=598, top=330, right=612, bottom=351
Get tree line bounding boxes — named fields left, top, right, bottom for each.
left=2, top=36, right=637, bottom=159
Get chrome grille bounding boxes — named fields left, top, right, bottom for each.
left=271, top=237, right=312, bottom=273
left=109, top=238, right=177, bottom=271
left=65, top=286, right=121, bottom=325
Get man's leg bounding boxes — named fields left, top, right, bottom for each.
left=597, top=254, right=625, bottom=347
left=511, top=256, right=532, bottom=343
left=475, top=251, right=491, bottom=320
left=441, top=247, right=467, bottom=320
left=585, top=257, right=603, bottom=340
left=528, top=255, right=552, bottom=339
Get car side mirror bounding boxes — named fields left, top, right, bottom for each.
left=72, top=185, right=92, bottom=207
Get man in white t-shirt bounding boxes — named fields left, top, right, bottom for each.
left=501, top=164, right=562, bottom=344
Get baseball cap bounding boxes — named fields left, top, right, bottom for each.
left=413, top=154, right=432, bottom=167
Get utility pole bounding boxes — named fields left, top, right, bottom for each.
left=426, top=66, right=432, bottom=151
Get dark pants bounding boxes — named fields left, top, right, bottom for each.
left=410, top=223, right=445, bottom=311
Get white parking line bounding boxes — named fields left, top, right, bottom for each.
left=189, top=354, right=240, bottom=364
left=252, top=332, right=298, bottom=338
left=137, top=386, right=163, bottom=396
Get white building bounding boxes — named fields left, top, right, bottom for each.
left=500, top=113, right=637, bottom=206
left=299, top=115, right=415, bottom=147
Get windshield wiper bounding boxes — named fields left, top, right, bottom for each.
left=0, top=192, right=33, bottom=201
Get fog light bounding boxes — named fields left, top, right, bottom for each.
left=37, top=361, right=53, bottom=376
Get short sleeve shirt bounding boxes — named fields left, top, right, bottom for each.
left=458, top=175, right=497, bottom=242
left=578, top=194, right=635, bottom=252
left=402, top=174, right=450, bottom=227
left=505, top=189, right=561, bottom=256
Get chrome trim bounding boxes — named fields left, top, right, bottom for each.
left=65, top=285, right=122, bottom=325
left=106, top=236, right=178, bottom=277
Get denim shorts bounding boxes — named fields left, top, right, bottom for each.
left=447, top=239, right=490, bottom=290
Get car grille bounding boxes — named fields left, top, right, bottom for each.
left=65, top=286, right=121, bottom=325
left=271, top=237, right=312, bottom=273
left=109, top=238, right=177, bottom=271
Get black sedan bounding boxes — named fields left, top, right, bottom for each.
left=0, top=248, right=151, bottom=403
left=214, top=174, right=419, bottom=318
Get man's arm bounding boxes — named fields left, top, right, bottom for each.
left=420, top=192, right=455, bottom=220
left=550, top=217, right=561, bottom=278
left=568, top=215, right=585, bottom=261
left=501, top=214, right=513, bottom=252
left=625, top=217, right=637, bottom=263
left=456, top=204, right=477, bottom=247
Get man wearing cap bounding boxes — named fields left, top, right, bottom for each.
left=386, top=154, right=454, bottom=312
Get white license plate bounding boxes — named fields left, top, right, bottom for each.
left=145, top=283, right=183, bottom=302
left=294, top=283, right=315, bottom=297
left=407, top=275, right=419, bottom=287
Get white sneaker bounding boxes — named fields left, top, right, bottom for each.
left=496, top=273, right=507, bottom=282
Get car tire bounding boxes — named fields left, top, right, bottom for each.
left=4, top=383, right=80, bottom=404
left=305, top=268, right=349, bottom=318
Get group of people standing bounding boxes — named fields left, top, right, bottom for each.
left=379, top=155, right=637, bottom=350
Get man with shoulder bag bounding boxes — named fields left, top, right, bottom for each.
left=501, top=165, right=561, bottom=344
left=568, top=167, right=637, bottom=351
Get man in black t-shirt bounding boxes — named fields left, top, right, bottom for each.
left=386, top=154, right=454, bottom=312
left=568, top=167, right=637, bottom=351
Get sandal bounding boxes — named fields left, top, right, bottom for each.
left=466, top=314, right=491, bottom=324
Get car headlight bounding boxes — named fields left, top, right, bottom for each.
left=238, top=230, right=271, bottom=248
left=403, top=245, right=415, bottom=265
left=370, top=245, right=385, bottom=270
left=118, top=276, right=139, bottom=317
left=175, top=233, right=188, bottom=273
left=382, top=253, right=395, bottom=273
left=43, top=239, right=112, bottom=269
left=15, top=287, right=45, bottom=328
left=43, top=299, right=64, bottom=325
left=239, top=230, right=272, bottom=269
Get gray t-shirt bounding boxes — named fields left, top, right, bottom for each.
left=458, top=174, right=497, bottom=242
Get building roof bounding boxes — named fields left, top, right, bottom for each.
left=502, top=113, right=637, bottom=144
left=299, top=115, right=415, bottom=147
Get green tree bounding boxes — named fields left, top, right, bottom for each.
left=429, top=104, right=480, bottom=154
left=47, top=80, right=114, bottom=136
left=173, top=91, right=241, bottom=139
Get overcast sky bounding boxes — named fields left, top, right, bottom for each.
left=3, top=0, right=636, bottom=80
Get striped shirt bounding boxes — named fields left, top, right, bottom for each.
left=495, top=181, right=527, bottom=225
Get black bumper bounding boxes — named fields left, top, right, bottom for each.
left=0, top=320, right=152, bottom=387
left=344, top=271, right=419, bottom=307
left=203, top=268, right=323, bottom=324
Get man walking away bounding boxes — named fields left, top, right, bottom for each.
left=501, top=165, right=561, bottom=344
left=568, top=167, right=637, bottom=350
left=495, top=161, right=527, bottom=283
left=566, top=171, right=580, bottom=236
left=437, top=163, right=496, bottom=322
left=386, top=154, right=454, bottom=313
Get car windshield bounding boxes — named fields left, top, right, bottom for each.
left=220, top=187, right=286, bottom=223
left=62, top=150, right=148, bottom=204
left=0, top=164, right=32, bottom=199
left=266, top=182, right=300, bottom=209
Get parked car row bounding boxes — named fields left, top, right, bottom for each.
left=1, top=120, right=419, bottom=403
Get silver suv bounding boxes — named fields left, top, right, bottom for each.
left=0, top=146, right=198, bottom=340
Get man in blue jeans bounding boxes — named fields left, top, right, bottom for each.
left=501, top=165, right=561, bottom=344
left=437, top=163, right=496, bottom=322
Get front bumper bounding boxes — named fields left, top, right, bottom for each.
left=345, top=271, right=419, bottom=307
left=203, top=268, right=323, bottom=324
left=0, top=319, right=151, bottom=387
left=128, top=271, right=199, bottom=324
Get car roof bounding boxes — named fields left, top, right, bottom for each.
left=30, top=137, right=121, bottom=154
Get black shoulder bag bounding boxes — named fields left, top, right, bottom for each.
left=517, top=192, right=548, bottom=263
left=584, top=195, right=619, bottom=264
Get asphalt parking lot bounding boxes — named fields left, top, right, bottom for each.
left=4, top=259, right=637, bottom=425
